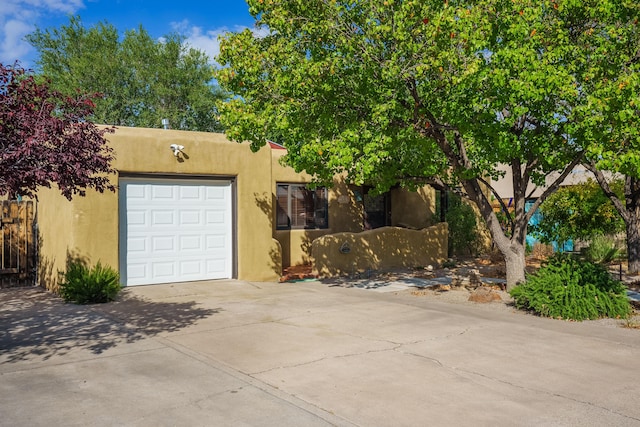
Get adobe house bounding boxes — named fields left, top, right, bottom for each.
left=36, top=126, right=446, bottom=289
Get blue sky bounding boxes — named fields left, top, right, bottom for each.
left=1, top=0, right=259, bottom=68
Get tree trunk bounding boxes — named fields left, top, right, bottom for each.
left=626, top=210, right=640, bottom=275
left=491, top=236, right=527, bottom=291
left=503, top=244, right=526, bottom=290
left=456, top=175, right=529, bottom=291
left=468, top=190, right=527, bottom=290
left=587, top=169, right=640, bottom=276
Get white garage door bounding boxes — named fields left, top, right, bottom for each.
left=119, top=178, right=233, bottom=286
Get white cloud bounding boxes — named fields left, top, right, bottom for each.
left=0, top=0, right=85, bottom=66
left=171, top=20, right=269, bottom=66
left=1, top=19, right=34, bottom=65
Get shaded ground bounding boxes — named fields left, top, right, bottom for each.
left=0, top=287, right=219, bottom=363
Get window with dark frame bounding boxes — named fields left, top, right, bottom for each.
left=276, top=184, right=328, bottom=229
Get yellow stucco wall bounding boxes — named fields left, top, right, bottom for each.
left=390, top=187, right=437, bottom=229
left=311, top=223, right=448, bottom=277
left=36, top=189, right=94, bottom=291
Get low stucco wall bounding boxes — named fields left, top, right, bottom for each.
left=311, top=223, right=448, bottom=277
left=274, top=229, right=326, bottom=267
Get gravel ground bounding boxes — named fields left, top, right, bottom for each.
left=316, top=258, right=640, bottom=330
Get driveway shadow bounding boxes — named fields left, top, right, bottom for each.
left=0, top=287, right=219, bottom=363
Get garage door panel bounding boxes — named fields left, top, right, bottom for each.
left=179, top=235, right=203, bottom=251
left=180, top=186, right=202, bottom=200
left=206, top=186, right=227, bottom=199
left=180, top=210, right=202, bottom=225
left=206, top=211, right=226, bottom=225
left=206, top=235, right=226, bottom=249
left=127, top=210, right=146, bottom=226
left=180, top=260, right=202, bottom=275
left=152, top=262, right=175, bottom=278
left=127, top=237, right=147, bottom=253
left=151, top=185, right=175, bottom=199
left=151, top=210, right=175, bottom=226
left=127, top=185, right=146, bottom=199
left=127, top=263, right=147, bottom=281
left=207, top=259, right=227, bottom=274
left=151, top=236, right=175, bottom=252
left=120, top=178, right=233, bottom=286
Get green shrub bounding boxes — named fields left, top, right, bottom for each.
left=60, top=260, right=121, bottom=304
left=509, top=254, right=631, bottom=321
left=584, top=235, right=622, bottom=264
left=446, top=193, right=479, bottom=257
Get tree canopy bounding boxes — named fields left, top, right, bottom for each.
left=215, top=0, right=640, bottom=288
left=26, top=16, right=226, bottom=132
left=566, top=4, right=640, bottom=272
left=532, top=180, right=625, bottom=245
left=0, top=63, right=115, bottom=200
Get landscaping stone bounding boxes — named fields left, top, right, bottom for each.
left=468, top=287, right=503, bottom=303
left=451, top=268, right=482, bottom=289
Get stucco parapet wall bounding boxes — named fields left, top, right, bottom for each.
left=312, top=223, right=448, bottom=277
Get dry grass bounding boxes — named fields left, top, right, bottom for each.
left=623, top=318, right=640, bottom=329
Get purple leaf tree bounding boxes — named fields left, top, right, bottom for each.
left=0, top=63, right=116, bottom=200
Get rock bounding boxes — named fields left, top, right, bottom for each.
left=457, top=267, right=481, bottom=277
left=451, top=268, right=482, bottom=289
left=468, top=287, right=502, bottom=303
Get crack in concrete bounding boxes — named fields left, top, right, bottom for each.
left=161, top=307, right=355, bottom=338
left=390, top=344, right=640, bottom=425
left=156, top=336, right=359, bottom=426
left=248, top=321, right=638, bottom=424
left=387, top=344, right=640, bottom=424
left=455, top=367, right=640, bottom=423
left=249, top=345, right=401, bottom=376
left=249, top=326, right=474, bottom=376
left=0, top=346, right=166, bottom=374
left=389, top=327, right=474, bottom=368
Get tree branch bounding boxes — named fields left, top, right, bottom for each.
left=478, top=175, right=515, bottom=233
left=583, top=161, right=629, bottom=223
left=525, top=152, right=585, bottom=223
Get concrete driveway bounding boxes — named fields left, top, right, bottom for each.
left=1, top=280, right=639, bottom=426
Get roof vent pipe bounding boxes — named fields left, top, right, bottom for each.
left=161, top=118, right=170, bottom=130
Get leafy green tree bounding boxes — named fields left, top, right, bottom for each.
left=555, top=3, right=640, bottom=273
left=572, top=17, right=640, bottom=272
left=26, top=16, right=226, bottom=131
left=215, top=0, right=639, bottom=289
left=532, top=180, right=625, bottom=246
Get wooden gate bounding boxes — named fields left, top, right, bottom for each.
left=1, top=200, right=36, bottom=287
